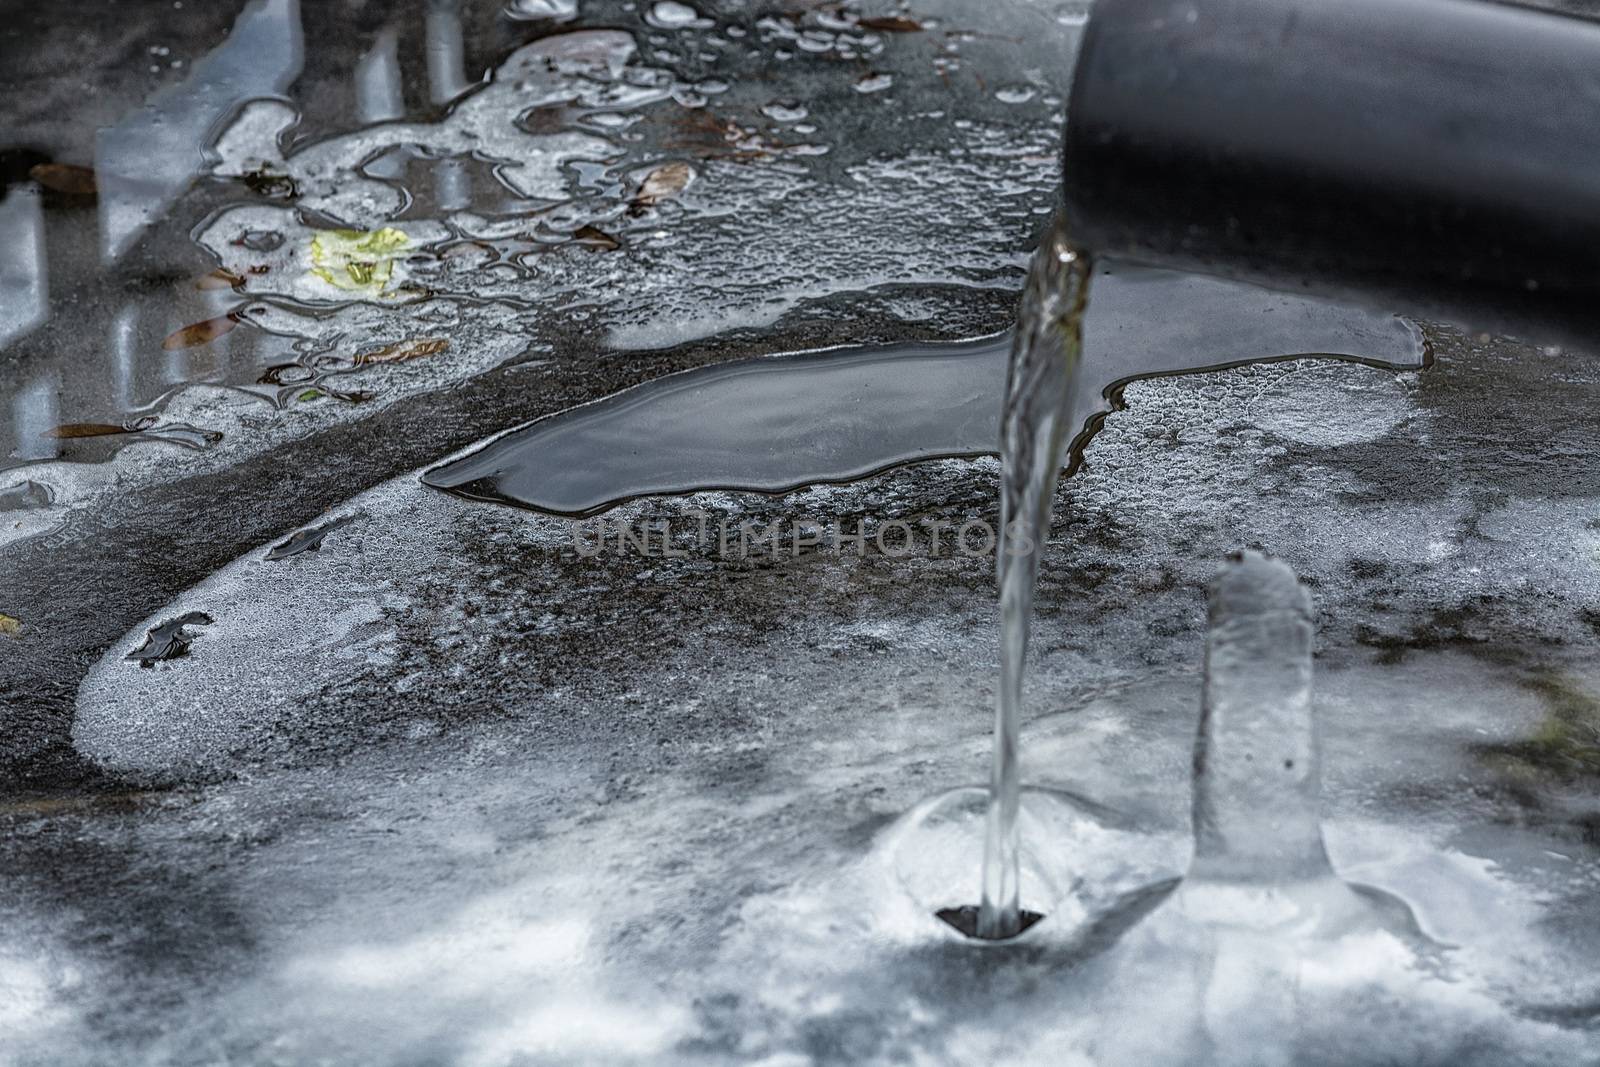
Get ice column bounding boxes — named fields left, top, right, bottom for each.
left=1190, top=551, right=1334, bottom=885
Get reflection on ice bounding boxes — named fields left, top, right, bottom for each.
left=2, top=0, right=1081, bottom=509
left=425, top=0, right=473, bottom=106
left=355, top=26, right=406, bottom=124
left=204, top=29, right=655, bottom=230
left=11, top=374, right=60, bottom=463
left=94, top=0, right=303, bottom=263
left=0, top=184, right=47, bottom=351
left=110, top=306, right=140, bottom=413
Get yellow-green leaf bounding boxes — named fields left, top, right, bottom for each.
left=309, top=227, right=412, bottom=296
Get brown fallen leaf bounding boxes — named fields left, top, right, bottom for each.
left=0, top=789, right=171, bottom=818
left=43, top=415, right=158, bottom=440
left=162, top=313, right=240, bottom=351
left=196, top=268, right=247, bottom=290
left=571, top=225, right=621, bottom=251
left=29, top=162, right=97, bottom=196
left=0, top=614, right=20, bottom=638
left=631, top=161, right=694, bottom=210
left=858, top=15, right=923, bottom=31
left=44, top=423, right=132, bottom=440
left=354, top=338, right=451, bottom=365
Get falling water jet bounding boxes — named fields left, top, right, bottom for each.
left=971, top=212, right=1093, bottom=941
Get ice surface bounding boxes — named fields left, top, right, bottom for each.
left=53, top=336, right=1600, bottom=1063
left=4, top=0, right=1077, bottom=546
left=59, top=605, right=1600, bottom=1064
left=95, top=0, right=303, bottom=262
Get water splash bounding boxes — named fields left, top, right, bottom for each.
left=0, top=183, right=47, bottom=349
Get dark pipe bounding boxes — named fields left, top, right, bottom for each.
left=1061, top=0, right=1600, bottom=350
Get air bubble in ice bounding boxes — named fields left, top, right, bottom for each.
left=504, top=0, right=579, bottom=20
left=761, top=100, right=808, bottom=122
left=237, top=228, right=285, bottom=252
left=1055, top=1, right=1092, bottom=25
left=646, top=1, right=708, bottom=29
left=797, top=31, right=835, bottom=53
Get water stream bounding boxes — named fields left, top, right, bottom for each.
left=973, top=204, right=1427, bottom=938
left=981, top=213, right=1092, bottom=938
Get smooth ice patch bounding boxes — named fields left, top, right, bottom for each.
left=425, top=265, right=1423, bottom=515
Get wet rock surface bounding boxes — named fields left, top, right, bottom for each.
left=3, top=1, right=1600, bottom=1064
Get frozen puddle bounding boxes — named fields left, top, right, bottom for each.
left=62, top=348, right=1600, bottom=1063
left=735, top=560, right=1598, bottom=1065
left=64, top=584, right=1600, bottom=1064
left=423, top=263, right=1424, bottom=515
